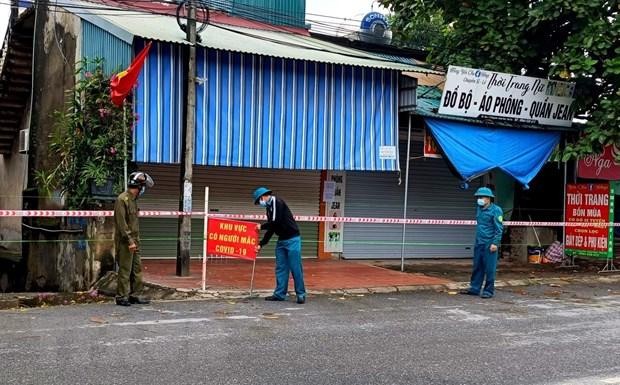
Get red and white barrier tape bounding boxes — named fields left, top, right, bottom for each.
left=1, top=210, right=619, bottom=227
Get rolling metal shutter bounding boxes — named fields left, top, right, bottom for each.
left=136, top=164, right=320, bottom=259
left=343, top=141, right=476, bottom=259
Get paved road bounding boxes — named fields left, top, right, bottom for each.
left=1, top=283, right=620, bottom=385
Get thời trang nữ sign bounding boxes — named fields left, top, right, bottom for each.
left=439, top=66, right=576, bottom=127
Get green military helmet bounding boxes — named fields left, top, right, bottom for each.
left=252, top=187, right=273, bottom=205
left=474, top=187, right=495, bottom=198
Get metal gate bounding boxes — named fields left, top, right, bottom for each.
left=343, top=141, right=476, bottom=259
left=137, top=164, right=320, bottom=259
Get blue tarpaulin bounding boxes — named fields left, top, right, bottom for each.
left=424, top=118, right=561, bottom=188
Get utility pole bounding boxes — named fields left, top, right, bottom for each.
left=177, top=1, right=197, bottom=277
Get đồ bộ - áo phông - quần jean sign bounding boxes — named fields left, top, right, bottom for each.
left=439, top=65, right=576, bottom=127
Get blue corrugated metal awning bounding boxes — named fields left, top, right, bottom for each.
left=81, top=20, right=132, bottom=75
left=134, top=42, right=400, bottom=171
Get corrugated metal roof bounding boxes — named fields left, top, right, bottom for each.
left=70, top=2, right=441, bottom=74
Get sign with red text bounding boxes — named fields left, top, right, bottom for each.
left=577, top=144, right=620, bottom=181
left=423, top=127, right=442, bottom=158
left=206, top=218, right=258, bottom=260
left=565, top=183, right=615, bottom=259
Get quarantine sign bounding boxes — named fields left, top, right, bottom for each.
left=207, top=218, right=258, bottom=261
left=565, top=183, right=615, bottom=259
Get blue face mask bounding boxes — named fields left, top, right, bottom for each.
left=477, top=198, right=486, bottom=207
left=259, top=196, right=273, bottom=207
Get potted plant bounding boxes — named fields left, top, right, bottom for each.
left=36, top=59, right=135, bottom=209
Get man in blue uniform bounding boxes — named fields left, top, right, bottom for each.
left=460, top=187, right=504, bottom=299
left=253, top=187, right=306, bottom=304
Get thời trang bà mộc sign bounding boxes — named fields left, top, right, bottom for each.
left=564, top=183, right=615, bottom=259
left=439, top=65, right=576, bottom=127
left=206, top=218, right=258, bottom=260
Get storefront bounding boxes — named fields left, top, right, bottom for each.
left=137, top=164, right=321, bottom=259
left=81, top=11, right=440, bottom=260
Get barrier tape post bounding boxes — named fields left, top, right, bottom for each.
left=202, top=187, right=209, bottom=292
left=249, top=258, right=257, bottom=297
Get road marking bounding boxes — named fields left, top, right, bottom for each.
left=445, top=308, right=490, bottom=321
left=602, top=377, right=620, bottom=384
left=225, top=315, right=257, bottom=320
left=111, top=317, right=212, bottom=326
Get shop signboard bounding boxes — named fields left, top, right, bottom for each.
left=423, top=127, right=442, bottom=158
left=565, top=183, right=615, bottom=259
left=323, top=171, right=346, bottom=253
left=440, top=65, right=576, bottom=127
left=577, top=144, right=620, bottom=180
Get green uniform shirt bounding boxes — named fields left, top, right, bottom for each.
left=114, top=191, right=140, bottom=246
left=475, top=203, right=503, bottom=246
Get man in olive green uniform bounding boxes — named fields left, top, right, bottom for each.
left=114, top=171, right=154, bottom=306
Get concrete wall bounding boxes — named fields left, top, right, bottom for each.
left=21, top=6, right=89, bottom=291
left=0, top=130, right=28, bottom=257
left=0, top=124, right=28, bottom=292
left=30, top=6, right=79, bottom=191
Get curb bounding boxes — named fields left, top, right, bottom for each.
left=145, top=273, right=620, bottom=300
left=3, top=274, right=618, bottom=309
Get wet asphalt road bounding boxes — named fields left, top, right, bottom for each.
left=1, top=283, right=620, bottom=385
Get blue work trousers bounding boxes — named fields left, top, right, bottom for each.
left=470, top=243, right=498, bottom=297
left=273, top=236, right=306, bottom=300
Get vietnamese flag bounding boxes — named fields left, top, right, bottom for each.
left=110, top=41, right=152, bottom=107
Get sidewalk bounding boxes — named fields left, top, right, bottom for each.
left=142, top=259, right=452, bottom=293
left=141, top=257, right=620, bottom=298
left=2, top=258, right=619, bottom=309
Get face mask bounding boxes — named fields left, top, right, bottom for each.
left=259, top=196, right=273, bottom=207
left=477, top=198, right=486, bottom=207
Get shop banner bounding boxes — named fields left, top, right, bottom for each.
left=206, top=218, right=258, bottom=260
left=440, top=65, right=576, bottom=127
left=577, top=144, right=620, bottom=180
left=423, top=127, right=442, bottom=158
left=565, top=183, right=615, bottom=259
left=323, top=171, right=346, bottom=253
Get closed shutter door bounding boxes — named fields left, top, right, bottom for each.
left=137, top=164, right=320, bottom=259
left=343, top=141, right=476, bottom=259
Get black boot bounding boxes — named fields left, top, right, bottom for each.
left=264, top=295, right=285, bottom=301
left=129, top=296, right=151, bottom=305
left=116, top=297, right=131, bottom=307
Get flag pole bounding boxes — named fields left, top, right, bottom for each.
left=123, top=101, right=128, bottom=191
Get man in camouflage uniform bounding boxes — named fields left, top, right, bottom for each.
left=114, top=171, right=154, bottom=306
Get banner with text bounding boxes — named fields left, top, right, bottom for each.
left=565, top=183, right=615, bottom=259
left=206, top=218, right=258, bottom=260
left=439, top=65, right=576, bottom=127
left=323, top=171, right=346, bottom=253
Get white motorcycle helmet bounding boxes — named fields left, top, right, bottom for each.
left=128, top=171, right=154, bottom=189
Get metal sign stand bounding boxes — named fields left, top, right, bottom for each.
left=249, top=258, right=257, bottom=297
left=600, top=256, right=617, bottom=273
left=560, top=162, right=578, bottom=268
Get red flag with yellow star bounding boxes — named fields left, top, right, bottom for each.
left=110, top=41, right=152, bottom=107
